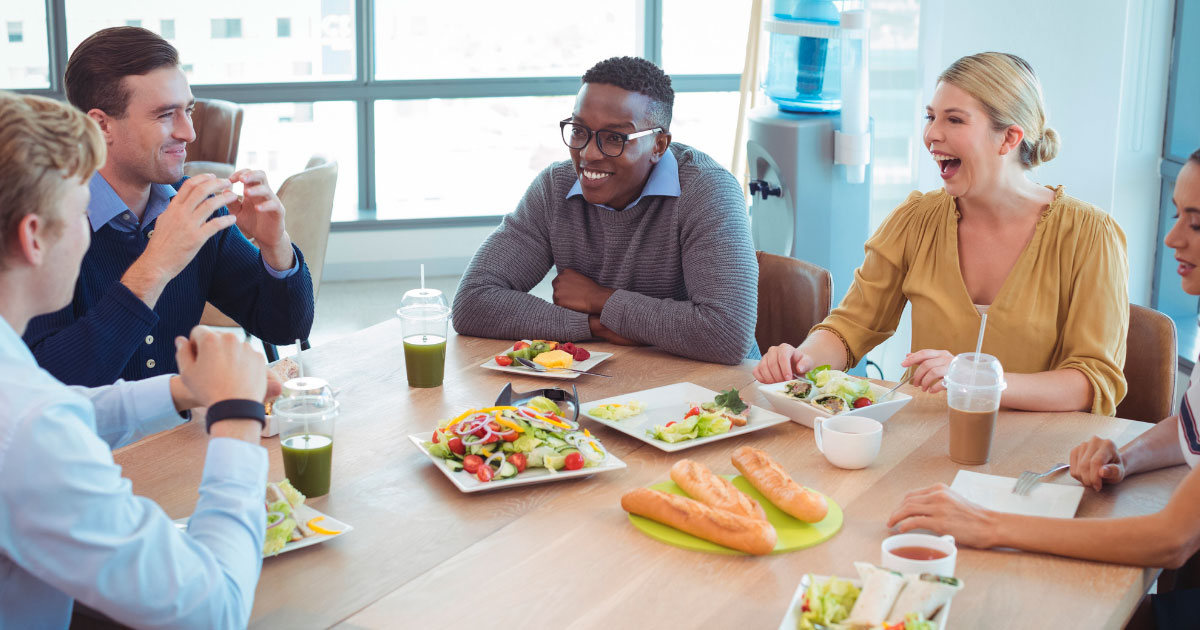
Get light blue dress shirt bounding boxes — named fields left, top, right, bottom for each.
left=0, top=316, right=269, bottom=629
left=566, top=147, right=682, bottom=210
left=88, top=173, right=299, bottom=279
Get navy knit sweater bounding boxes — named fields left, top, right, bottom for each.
left=24, top=200, right=314, bottom=387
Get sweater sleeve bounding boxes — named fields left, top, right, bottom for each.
left=597, top=168, right=757, bottom=365
left=204, top=211, right=315, bottom=346
left=23, top=281, right=159, bottom=387
left=812, top=191, right=924, bottom=367
left=452, top=166, right=593, bottom=342
left=1055, top=213, right=1129, bottom=415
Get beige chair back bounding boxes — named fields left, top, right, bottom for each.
left=1116, top=304, right=1177, bottom=423
left=755, top=251, right=833, bottom=354
left=185, top=98, right=243, bottom=166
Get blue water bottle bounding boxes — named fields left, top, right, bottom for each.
left=764, top=0, right=842, bottom=112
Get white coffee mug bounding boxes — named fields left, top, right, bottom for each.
left=813, top=414, right=882, bottom=469
left=881, top=533, right=957, bottom=576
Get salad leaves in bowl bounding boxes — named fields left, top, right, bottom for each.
left=760, top=366, right=912, bottom=428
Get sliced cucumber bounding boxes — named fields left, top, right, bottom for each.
left=496, top=460, right=518, bottom=479
left=447, top=460, right=464, bottom=472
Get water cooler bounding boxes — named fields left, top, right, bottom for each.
left=747, top=0, right=872, bottom=309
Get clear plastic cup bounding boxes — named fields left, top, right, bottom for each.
left=275, top=379, right=339, bottom=497
left=943, top=353, right=1007, bottom=465
left=396, top=288, right=451, bottom=388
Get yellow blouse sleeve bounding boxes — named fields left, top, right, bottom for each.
left=812, top=191, right=926, bottom=367
left=1055, top=212, right=1129, bottom=415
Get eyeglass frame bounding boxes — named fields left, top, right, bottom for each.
left=559, top=118, right=664, bottom=158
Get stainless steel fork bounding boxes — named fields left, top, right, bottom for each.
left=1012, top=462, right=1069, bottom=496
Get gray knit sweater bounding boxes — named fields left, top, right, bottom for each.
left=452, top=143, right=757, bottom=365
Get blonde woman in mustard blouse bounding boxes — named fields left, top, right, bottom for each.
left=754, top=52, right=1129, bottom=415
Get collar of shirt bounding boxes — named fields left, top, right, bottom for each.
left=566, top=147, right=681, bottom=211
left=87, top=173, right=179, bottom=233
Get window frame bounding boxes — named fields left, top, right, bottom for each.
left=21, top=0, right=741, bottom=229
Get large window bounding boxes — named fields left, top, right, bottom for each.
left=1, top=2, right=49, bottom=89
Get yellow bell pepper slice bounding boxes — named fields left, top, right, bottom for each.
left=306, top=516, right=342, bottom=536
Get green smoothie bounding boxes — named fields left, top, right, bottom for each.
left=404, top=334, right=446, bottom=388
left=281, top=434, right=333, bottom=497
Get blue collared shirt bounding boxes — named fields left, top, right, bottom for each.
left=0, top=316, right=268, bottom=629
left=566, top=147, right=681, bottom=210
left=88, top=173, right=299, bottom=279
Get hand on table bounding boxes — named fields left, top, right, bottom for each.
left=1069, top=436, right=1127, bottom=491
left=552, top=268, right=615, bottom=315
left=887, top=483, right=998, bottom=549
left=752, top=343, right=816, bottom=383
left=122, top=175, right=238, bottom=306
left=228, top=169, right=294, bottom=271
left=901, top=349, right=955, bottom=393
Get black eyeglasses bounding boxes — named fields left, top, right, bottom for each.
left=559, top=118, right=662, bottom=158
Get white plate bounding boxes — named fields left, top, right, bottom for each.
left=950, top=470, right=1085, bottom=518
left=408, top=434, right=627, bottom=493
left=759, top=379, right=912, bottom=429
left=581, top=382, right=791, bottom=452
left=480, top=351, right=614, bottom=380
left=174, top=503, right=352, bottom=558
left=778, top=574, right=950, bottom=630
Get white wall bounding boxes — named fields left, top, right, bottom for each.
left=916, top=0, right=1175, bottom=306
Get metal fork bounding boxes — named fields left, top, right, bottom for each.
left=514, top=356, right=612, bottom=377
left=1012, top=462, right=1069, bottom=496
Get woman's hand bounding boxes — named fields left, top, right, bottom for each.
left=753, top=343, right=816, bottom=383
left=901, top=349, right=955, bottom=393
left=1069, top=436, right=1127, bottom=491
left=887, top=483, right=999, bottom=549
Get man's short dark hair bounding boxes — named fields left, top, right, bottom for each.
left=65, top=26, right=180, bottom=118
left=582, top=56, right=674, bottom=131
left=1191, top=148, right=1200, bottom=165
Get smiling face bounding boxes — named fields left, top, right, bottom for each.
left=568, top=82, right=670, bottom=210
left=923, top=81, right=1017, bottom=199
left=99, top=65, right=195, bottom=187
left=1164, top=161, right=1200, bottom=295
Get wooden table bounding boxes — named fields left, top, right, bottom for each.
left=115, top=320, right=1187, bottom=629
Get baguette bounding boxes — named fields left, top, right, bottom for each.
left=670, top=459, right=767, bottom=521
left=731, top=446, right=828, bottom=523
left=621, top=488, right=777, bottom=555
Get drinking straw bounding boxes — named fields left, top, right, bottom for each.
left=970, top=313, right=988, bottom=389
left=294, top=338, right=310, bottom=438
left=420, top=263, right=425, bottom=291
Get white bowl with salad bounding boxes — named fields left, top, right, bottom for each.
left=759, top=366, right=912, bottom=429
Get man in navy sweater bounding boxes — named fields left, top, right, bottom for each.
left=24, top=27, right=314, bottom=387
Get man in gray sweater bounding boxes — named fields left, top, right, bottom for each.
left=453, top=57, right=757, bottom=365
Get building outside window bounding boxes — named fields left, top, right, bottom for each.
left=277, top=17, right=291, bottom=37
left=210, top=18, right=242, bottom=39
left=6, top=21, right=22, bottom=43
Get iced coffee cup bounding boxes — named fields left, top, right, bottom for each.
left=943, top=353, right=1006, bottom=465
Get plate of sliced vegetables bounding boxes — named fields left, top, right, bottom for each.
left=411, top=395, right=626, bottom=492
left=481, top=339, right=613, bottom=380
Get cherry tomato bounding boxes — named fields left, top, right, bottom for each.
left=463, top=455, right=483, bottom=473
left=684, top=406, right=701, bottom=419
left=432, top=430, right=441, bottom=444
left=494, top=355, right=513, bottom=367
left=476, top=465, right=494, bottom=482
left=499, top=429, right=519, bottom=442
left=508, top=452, right=528, bottom=473
left=448, top=436, right=465, bottom=455
left=484, top=433, right=500, bottom=444
left=564, top=452, right=584, bottom=471
left=665, top=421, right=677, bottom=428
left=853, top=397, right=872, bottom=409
left=513, top=341, right=531, bottom=351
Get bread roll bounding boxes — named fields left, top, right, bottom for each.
left=731, top=446, right=828, bottom=523
left=621, top=488, right=777, bottom=555
left=670, top=459, right=767, bottom=521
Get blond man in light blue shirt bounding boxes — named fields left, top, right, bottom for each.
left=0, top=91, right=274, bottom=628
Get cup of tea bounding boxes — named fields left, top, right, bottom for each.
left=274, top=384, right=339, bottom=497
left=881, top=532, right=957, bottom=576
left=813, top=414, right=882, bottom=469
left=943, top=353, right=1007, bottom=465
left=396, top=288, right=451, bottom=388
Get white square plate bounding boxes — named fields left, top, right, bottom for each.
left=408, top=434, right=627, bottom=493
left=950, top=470, right=1085, bottom=518
left=778, top=574, right=949, bottom=630
left=479, top=351, right=614, bottom=380
left=581, top=382, right=791, bottom=452
left=174, top=503, right=352, bottom=558
left=759, top=379, right=912, bottom=428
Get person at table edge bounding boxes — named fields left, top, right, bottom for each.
left=452, top=56, right=758, bottom=365
left=0, top=90, right=274, bottom=628
left=891, top=147, right=1200, bottom=629
left=23, top=26, right=314, bottom=387
left=755, top=52, right=1128, bottom=415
